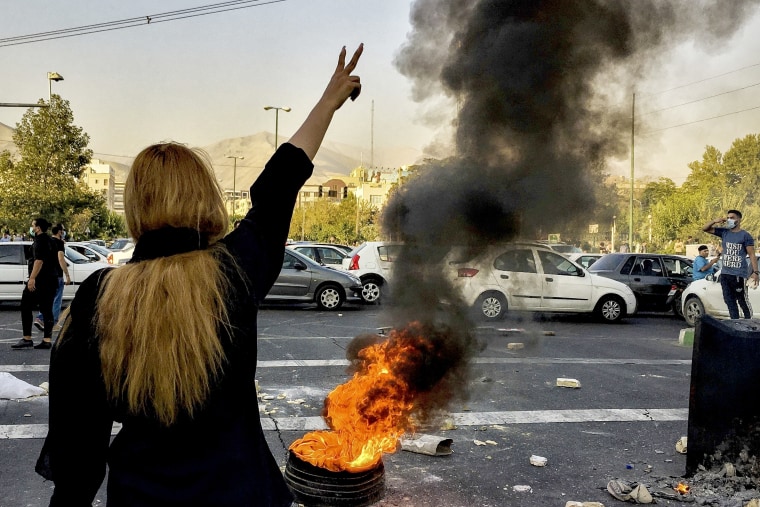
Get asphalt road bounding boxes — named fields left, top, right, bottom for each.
left=0, top=302, right=695, bottom=507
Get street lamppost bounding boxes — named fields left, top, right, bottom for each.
left=263, top=106, right=291, bottom=150
left=648, top=214, right=652, bottom=244
left=225, top=155, right=244, bottom=218
left=47, top=72, right=64, bottom=103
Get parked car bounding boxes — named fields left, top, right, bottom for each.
left=587, top=253, right=693, bottom=315
left=445, top=243, right=636, bottom=322
left=341, top=242, right=403, bottom=303
left=0, top=241, right=114, bottom=302
left=681, top=260, right=760, bottom=326
left=108, top=238, right=134, bottom=251
left=86, top=239, right=107, bottom=247
left=107, top=242, right=135, bottom=265
left=288, top=241, right=353, bottom=255
left=538, top=241, right=583, bottom=255
left=288, top=244, right=349, bottom=267
left=566, top=252, right=604, bottom=269
left=266, top=249, right=363, bottom=310
left=67, top=241, right=112, bottom=263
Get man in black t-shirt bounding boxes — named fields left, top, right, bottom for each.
left=34, top=224, right=71, bottom=331
left=11, top=218, right=58, bottom=350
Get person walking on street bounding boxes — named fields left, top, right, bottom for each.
left=11, top=218, right=59, bottom=349
left=34, top=224, right=71, bottom=332
left=693, top=244, right=719, bottom=281
left=703, top=209, right=759, bottom=319
left=36, top=44, right=363, bottom=506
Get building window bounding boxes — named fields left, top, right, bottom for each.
left=370, top=195, right=382, bottom=205
left=104, top=178, right=108, bottom=185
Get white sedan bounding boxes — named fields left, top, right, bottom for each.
left=0, top=241, right=114, bottom=302
left=446, top=243, right=637, bottom=322
left=681, top=270, right=760, bottom=326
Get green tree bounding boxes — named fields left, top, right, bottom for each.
left=289, top=194, right=379, bottom=244
left=0, top=95, right=107, bottom=232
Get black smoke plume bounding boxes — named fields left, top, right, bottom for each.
left=345, top=0, right=759, bottom=425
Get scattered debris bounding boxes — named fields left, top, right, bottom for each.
left=565, top=502, right=605, bottom=507
left=0, top=372, right=47, bottom=399
left=485, top=440, right=498, bottom=446
left=399, top=434, right=453, bottom=456
left=440, top=418, right=457, bottom=431
left=607, top=479, right=633, bottom=502
left=499, top=328, right=526, bottom=335
left=512, top=485, right=532, bottom=493
left=543, top=330, right=556, bottom=336
left=675, top=435, right=688, bottom=454
left=507, top=342, right=525, bottom=350
left=473, top=439, right=487, bottom=446
left=530, top=455, right=548, bottom=467
left=629, top=484, right=653, bottom=504
left=377, top=326, right=392, bottom=335
left=556, top=378, right=582, bottom=388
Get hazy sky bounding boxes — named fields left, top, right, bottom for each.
left=2, top=0, right=760, bottom=184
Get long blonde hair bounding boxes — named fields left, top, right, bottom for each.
left=97, top=142, right=231, bottom=426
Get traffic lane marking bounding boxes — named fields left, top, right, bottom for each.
left=1, top=408, right=687, bottom=439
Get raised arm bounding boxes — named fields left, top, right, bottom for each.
left=288, top=44, right=363, bottom=160
left=703, top=217, right=725, bottom=234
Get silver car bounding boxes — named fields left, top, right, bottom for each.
left=266, top=248, right=363, bottom=310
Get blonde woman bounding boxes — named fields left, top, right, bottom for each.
left=36, top=45, right=363, bottom=506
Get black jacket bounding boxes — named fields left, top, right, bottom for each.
left=37, top=143, right=313, bottom=506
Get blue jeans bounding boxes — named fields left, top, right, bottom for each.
left=720, top=274, right=753, bottom=319
left=37, top=277, right=64, bottom=323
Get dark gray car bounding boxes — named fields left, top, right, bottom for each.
left=266, top=248, right=363, bottom=310
left=588, top=253, right=693, bottom=314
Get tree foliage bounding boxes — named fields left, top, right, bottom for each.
left=288, top=194, right=379, bottom=245
left=0, top=95, right=117, bottom=236
left=644, top=134, right=760, bottom=251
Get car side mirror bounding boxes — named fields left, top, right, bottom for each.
left=293, top=261, right=308, bottom=271
left=706, top=273, right=716, bottom=282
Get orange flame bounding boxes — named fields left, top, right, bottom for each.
left=290, top=322, right=441, bottom=473
left=675, top=482, right=690, bottom=495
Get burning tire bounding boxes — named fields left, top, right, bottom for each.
left=683, top=296, right=704, bottom=327
left=476, top=291, right=507, bottom=320
left=360, top=277, right=383, bottom=304
left=316, top=284, right=345, bottom=311
left=284, top=451, right=385, bottom=507
left=595, top=294, right=624, bottom=323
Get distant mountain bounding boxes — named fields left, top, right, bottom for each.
left=0, top=124, right=424, bottom=188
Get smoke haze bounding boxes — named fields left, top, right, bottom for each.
left=343, top=0, right=760, bottom=428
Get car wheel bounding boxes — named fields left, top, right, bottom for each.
left=683, top=296, right=704, bottom=327
left=672, top=294, right=684, bottom=318
left=361, top=277, right=383, bottom=304
left=476, top=292, right=507, bottom=321
left=595, top=295, right=624, bottom=323
left=316, top=285, right=344, bottom=311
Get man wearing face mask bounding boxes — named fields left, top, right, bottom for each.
left=11, top=218, right=59, bottom=349
left=703, top=209, right=759, bottom=319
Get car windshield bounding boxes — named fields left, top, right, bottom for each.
left=550, top=244, right=581, bottom=253
left=587, top=254, right=623, bottom=271
left=86, top=244, right=111, bottom=256
left=110, top=239, right=132, bottom=250
left=65, top=246, right=94, bottom=264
